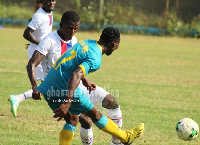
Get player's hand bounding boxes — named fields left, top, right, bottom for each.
left=53, top=102, right=70, bottom=121
left=32, top=88, right=42, bottom=100
left=82, top=79, right=96, bottom=94
left=88, top=82, right=96, bottom=94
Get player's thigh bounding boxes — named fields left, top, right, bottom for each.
left=78, top=82, right=109, bottom=106
left=90, top=85, right=109, bottom=106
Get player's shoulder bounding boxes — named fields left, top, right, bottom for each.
left=46, top=30, right=57, bottom=38
left=87, top=40, right=101, bottom=51
left=34, top=7, right=42, bottom=15
left=41, top=31, right=58, bottom=42
left=71, top=36, right=77, bottom=42
left=78, top=39, right=98, bottom=51
left=84, top=39, right=95, bottom=43
left=79, top=39, right=96, bottom=46
left=33, top=8, right=47, bottom=17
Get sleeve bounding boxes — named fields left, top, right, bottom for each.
left=36, top=37, right=52, bottom=56
left=79, top=61, right=90, bottom=76
left=28, top=14, right=42, bottom=30
left=79, top=56, right=99, bottom=76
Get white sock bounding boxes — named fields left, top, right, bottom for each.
left=80, top=127, right=93, bottom=145
left=107, top=107, right=123, bottom=144
left=15, top=89, right=33, bottom=103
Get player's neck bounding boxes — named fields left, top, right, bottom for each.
left=42, top=7, right=51, bottom=14
left=57, top=29, right=70, bottom=42
left=97, top=41, right=105, bottom=55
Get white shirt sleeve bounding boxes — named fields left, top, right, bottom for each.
left=28, top=14, right=42, bottom=31
left=36, top=37, right=52, bottom=56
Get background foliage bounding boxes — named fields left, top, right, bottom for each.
left=1, top=0, right=200, bottom=36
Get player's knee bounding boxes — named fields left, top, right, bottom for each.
left=79, top=114, right=92, bottom=129
left=85, top=107, right=103, bottom=122
left=102, top=94, right=119, bottom=109
left=64, top=112, right=79, bottom=126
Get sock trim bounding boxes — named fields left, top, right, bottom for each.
left=94, top=115, right=108, bottom=129
left=23, top=93, right=27, bottom=100
left=63, top=123, right=76, bottom=132
left=108, top=116, right=122, bottom=120
left=81, top=137, right=93, bottom=144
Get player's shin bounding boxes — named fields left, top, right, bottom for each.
left=16, top=89, right=33, bottom=103
left=94, top=115, right=128, bottom=143
left=80, top=127, right=93, bottom=145
left=59, top=123, right=76, bottom=145
left=107, top=107, right=123, bottom=144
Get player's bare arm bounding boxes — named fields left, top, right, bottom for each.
left=81, top=76, right=96, bottom=93
left=27, top=50, right=45, bottom=100
left=53, top=66, right=84, bottom=121
left=23, top=27, right=40, bottom=45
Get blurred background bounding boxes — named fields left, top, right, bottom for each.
left=1, top=0, right=200, bottom=37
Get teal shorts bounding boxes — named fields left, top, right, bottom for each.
left=43, top=87, right=93, bottom=115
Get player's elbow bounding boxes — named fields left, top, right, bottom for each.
left=23, top=30, right=28, bottom=39
left=73, top=67, right=84, bottom=80
left=26, top=60, right=35, bottom=72
left=72, top=71, right=81, bottom=81
left=26, top=61, right=31, bottom=72
left=23, top=28, right=32, bottom=40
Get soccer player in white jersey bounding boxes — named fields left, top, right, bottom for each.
left=24, top=0, right=56, bottom=80
left=10, top=10, right=123, bottom=145
left=8, top=0, right=56, bottom=115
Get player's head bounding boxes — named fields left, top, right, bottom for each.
left=42, top=0, right=56, bottom=12
left=60, top=11, right=80, bottom=41
left=99, top=27, right=120, bottom=56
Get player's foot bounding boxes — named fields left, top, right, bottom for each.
left=8, top=95, right=19, bottom=117
left=123, top=123, right=144, bottom=145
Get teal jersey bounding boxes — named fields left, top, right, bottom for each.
left=37, top=39, right=102, bottom=96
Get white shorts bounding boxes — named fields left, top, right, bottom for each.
left=78, top=81, right=109, bottom=106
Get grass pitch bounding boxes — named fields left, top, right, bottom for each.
left=0, top=28, right=200, bottom=145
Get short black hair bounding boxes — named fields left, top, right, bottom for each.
left=61, top=11, right=80, bottom=24
left=37, top=0, right=41, bottom=3
left=99, top=27, right=120, bottom=45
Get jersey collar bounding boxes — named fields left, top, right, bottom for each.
left=96, top=41, right=102, bottom=53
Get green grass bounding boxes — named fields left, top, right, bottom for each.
left=0, top=28, right=200, bottom=145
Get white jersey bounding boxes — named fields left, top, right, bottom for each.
left=36, top=30, right=77, bottom=78
left=27, top=7, right=53, bottom=58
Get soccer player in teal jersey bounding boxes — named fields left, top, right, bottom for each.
left=37, top=39, right=102, bottom=100
left=19, top=10, right=124, bottom=145
left=27, top=27, right=144, bottom=145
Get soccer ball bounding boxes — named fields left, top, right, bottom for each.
left=176, top=118, right=199, bottom=141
